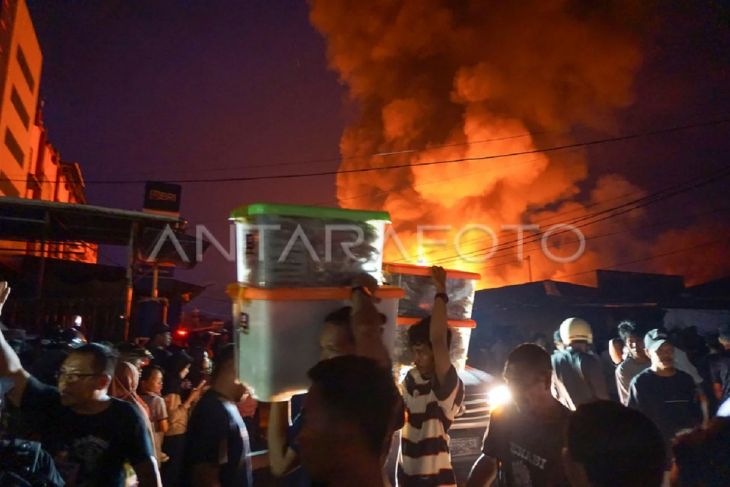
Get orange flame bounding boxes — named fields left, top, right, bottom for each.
left=310, top=1, right=730, bottom=289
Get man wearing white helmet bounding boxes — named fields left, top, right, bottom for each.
left=551, top=318, right=609, bottom=410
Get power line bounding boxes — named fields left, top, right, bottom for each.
left=115, top=128, right=557, bottom=176
left=8, top=117, right=728, bottom=185
left=434, top=206, right=730, bottom=271
left=421, top=164, right=730, bottom=265
left=109, top=102, right=730, bottom=179
left=192, top=152, right=559, bottom=224
left=409, top=169, right=727, bottom=265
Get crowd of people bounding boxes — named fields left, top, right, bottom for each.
left=0, top=274, right=729, bottom=487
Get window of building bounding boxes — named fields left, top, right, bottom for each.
left=16, top=45, right=35, bottom=92
left=0, top=172, right=20, bottom=197
left=10, top=85, right=30, bottom=128
left=4, top=127, right=25, bottom=166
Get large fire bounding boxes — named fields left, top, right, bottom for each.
left=309, top=0, right=730, bottom=289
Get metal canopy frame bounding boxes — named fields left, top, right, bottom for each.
left=0, top=197, right=188, bottom=339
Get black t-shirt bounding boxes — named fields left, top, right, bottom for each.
left=20, top=376, right=154, bottom=487
left=183, top=389, right=252, bottom=487
left=482, top=402, right=570, bottom=487
left=628, top=369, right=702, bottom=443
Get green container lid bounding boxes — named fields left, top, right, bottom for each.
left=230, top=203, right=390, bottom=222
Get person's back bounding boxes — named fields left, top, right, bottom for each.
left=710, top=349, right=730, bottom=402
left=184, top=388, right=251, bottom=487
left=551, top=318, right=608, bottom=409
left=709, top=325, right=730, bottom=406
left=298, top=356, right=401, bottom=487
left=672, top=417, right=730, bottom=487
left=552, top=346, right=607, bottom=408
left=563, top=401, right=666, bottom=487
left=182, top=344, right=252, bottom=487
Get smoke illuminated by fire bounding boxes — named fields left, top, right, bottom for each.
left=309, top=0, right=730, bottom=288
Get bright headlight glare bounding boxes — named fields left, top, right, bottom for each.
left=487, top=384, right=512, bottom=408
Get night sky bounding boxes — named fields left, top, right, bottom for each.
left=25, top=1, right=730, bottom=318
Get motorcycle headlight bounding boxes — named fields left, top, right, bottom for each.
left=487, top=384, right=512, bottom=409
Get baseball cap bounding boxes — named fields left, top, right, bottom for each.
left=644, top=329, right=670, bottom=353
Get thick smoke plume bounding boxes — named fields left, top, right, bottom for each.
left=309, top=0, right=729, bottom=287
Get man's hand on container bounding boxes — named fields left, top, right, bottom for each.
left=431, top=266, right=447, bottom=294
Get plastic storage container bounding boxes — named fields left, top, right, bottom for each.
left=393, top=317, right=476, bottom=373
left=383, top=263, right=481, bottom=320
left=227, top=284, right=404, bottom=401
left=231, top=203, right=390, bottom=288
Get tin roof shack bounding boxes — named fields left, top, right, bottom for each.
left=469, top=279, right=600, bottom=374
left=664, top=276, right=730, bottom=336
left=468, top=270, right=730, bottom=375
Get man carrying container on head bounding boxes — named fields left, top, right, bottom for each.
left=398, top=266, right=465, bottom=487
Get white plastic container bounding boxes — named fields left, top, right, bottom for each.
left=231, top=203, right=390, bottom=288
left=227, top=284, right=404, bottom=401
left=383, top=263, right=480, bottom=320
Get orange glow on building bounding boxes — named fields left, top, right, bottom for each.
left=0, top=0, right=97, bottom=264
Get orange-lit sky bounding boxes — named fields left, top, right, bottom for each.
left=27, top=1, right=730, bottom=318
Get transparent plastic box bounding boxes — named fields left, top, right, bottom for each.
left=227, top=284, right=404, bottom=401
left=383, top=263, right=480, bottom=320
left=231, top=203, right=390, bottom=288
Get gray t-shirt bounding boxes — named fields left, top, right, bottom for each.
left=615, top=356, right=650, bottom=406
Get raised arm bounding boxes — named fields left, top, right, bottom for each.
left=267, top=401, right=300, bottom=477
left=0, top=282, right=29, bottom=406
left=350, top=274, right=391, bottom=368
left=430, top=266, right=451, bottom=386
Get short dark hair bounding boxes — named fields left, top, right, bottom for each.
left=567, top=401, right=666, bottom=487
left=307, top=355, right=401, bottom=456
left=140, top=364, right=163, bottom=381
left=212, top=343, right=235, bottom=379
left=71, top=343, right=118, bottom=376
left=504, top=343, right=552, bottom=381
left=407, top=316, right=452, bottom=348
left=617, top=320, right=640, bottom=342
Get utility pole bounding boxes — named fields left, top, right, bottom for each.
left=526, top=254, right=533, bottom=283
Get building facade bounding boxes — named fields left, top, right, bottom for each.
left=0, top=0, right=41, bottom=198
left=0, top=0, right=97, bottom=263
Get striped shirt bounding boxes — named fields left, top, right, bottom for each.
left=399, top=365, right=465, bottom=486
